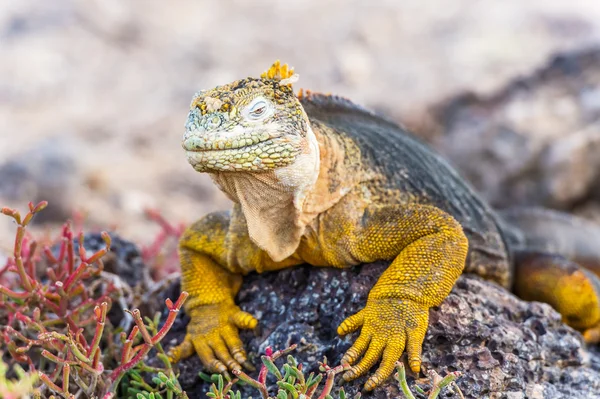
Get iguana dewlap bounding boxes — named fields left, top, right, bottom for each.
left=168, top=61, right=600, bottom=391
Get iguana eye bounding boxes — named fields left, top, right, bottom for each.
left=251, top=105, right=265, bottom=117
left=246, top=98, right=271, bottom=121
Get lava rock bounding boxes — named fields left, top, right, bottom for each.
left=0, top=138, right=79, bottom=223
left=431, top=47, right=600, bottom=212
left=78, top=232, right=150, bottom=328
left=163, top=263, right=600, bottom=399
left=81, top=232, right=148, bottom=288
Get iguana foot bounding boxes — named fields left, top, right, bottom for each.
left=337, top=298, right=428, bottom=391
left=167, top=302, right=258, bottom=373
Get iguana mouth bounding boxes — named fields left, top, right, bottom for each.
left=183, top=140, right=275, bottom=158
left=184, top=136, right=299, bottom=172
left=182, top=135, right=272, bottom=152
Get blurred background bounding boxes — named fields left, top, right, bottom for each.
left=2, top=0, right=600, bottom=253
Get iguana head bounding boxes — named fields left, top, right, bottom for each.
left=182, top=61, right=355, bottom=261
left=183, top=61, right=312, bottom=173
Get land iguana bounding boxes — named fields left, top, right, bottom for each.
left=167, top=61, right=600, bottom=391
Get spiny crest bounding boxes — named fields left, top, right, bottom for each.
left=296, top=88, right=334, bottom=100
left=296, top=88, right=314, bottom=100
left=261, top=60, right=299, bottom=86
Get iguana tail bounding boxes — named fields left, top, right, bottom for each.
left=498, top=207, right=600, bottom=341
left=499, top=207, right=600, bottom=276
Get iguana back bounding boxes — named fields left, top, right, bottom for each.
left=300, top=93, right=511, bottom=287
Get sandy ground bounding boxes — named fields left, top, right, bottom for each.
left=1, top=0, right=600, bottom=251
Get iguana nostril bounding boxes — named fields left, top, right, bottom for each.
left=206, top=115, right=222, bottom=130
left=183, top=136, right=206, bottom=150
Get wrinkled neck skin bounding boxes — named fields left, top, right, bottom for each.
left=209, top=122, right=356, bottom=262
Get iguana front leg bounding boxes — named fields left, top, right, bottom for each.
left=334, top=204, right=468, bottom=391
left=168, top=211, right=301, bottom=373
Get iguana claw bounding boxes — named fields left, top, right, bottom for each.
left=168, top=302, right=258, bottom=374
left=338, top=298, right=428, bottom=391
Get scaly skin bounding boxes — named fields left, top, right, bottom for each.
left=513, top=252, right=600, bottom=332
left=169, top=61, right=600, bottom=391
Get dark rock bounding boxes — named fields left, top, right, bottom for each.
left=0, top=138, right=79, bottom=223
left=78, top=232, right=150, bottom=328
left=431, top=47, right=600, bottom=212
left=163, top=263, right=600, bottom=399
left=81, top=232, right=148, bottom=289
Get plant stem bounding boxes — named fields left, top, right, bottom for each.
left=395, top=363, right=416, bottom=399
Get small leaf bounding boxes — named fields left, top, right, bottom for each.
left=130, top=370, right=144, bottom=381
left=34, top=201, right=48, bottom=213
left=287, top=355, right=297, bottom=367
left=277, top=381, right=298, bottom=395
left=262, top=356, right=283, bottom=379
left=306, top=374, right=322, bottom=388
left=234, top=370, right=264, bottom=391
left=199, top=372, right=214, bottom=383
left=282, top=364, right=292, bottom=380
left=414, top=386, right=426, bottom=394
left=218, top=374, right=224, bottom=393
left=286, top=365, right=300, bottom=379
left=228, top=390, right=241, bottom=399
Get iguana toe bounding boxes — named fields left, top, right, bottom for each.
left=338, top=298, right=429, bottom=390
left=171, top=303, right=257, bottom=375
left=364, top=342, right=405, bottom=391
left=340, top=333, right=370, bottom=365
left=167, top=334, right=195, bottom=364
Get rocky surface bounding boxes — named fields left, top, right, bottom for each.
left=81, top=232, right=148, bottom=289
left=163, top=263, right=600, bottom=399
left=0, top=138, right=80, bottom=223
left=431, top=48, right=600, bottom=218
